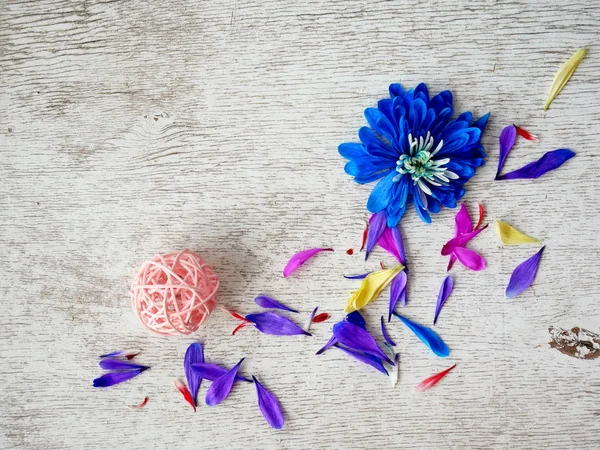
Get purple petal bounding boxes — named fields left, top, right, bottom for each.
left=335, top=345, right=389, bottom=375
left=433, top=276, right=454, bottom=325
left=441, top=225, right=488, bottom=256
left=254, top=295, right=299, bottom=313
left=496, top=125, right=517, bottom=178
left=378, top=225, right=406, bottom=264
left=305, top=306, right=318, bottom=332
left=205, top=358, right=245, bottom=406
left=99, top=349, right=140, bottom=360
left=245, top=312, right=311, bottom=336
left=497, top=149, right=575, bottom=180
left=345, top=311, right=366, bottom=329
left=93, top=368, right=148, bottom=388
left=380, top=316, right=396, bottom=346
left=253, top=376, right=285, bottom=429
left=366, top=212, right=387, bottom=260
left=283, top=248, right=333, bottom=277
left=388, top=270, right=408, bottom=321
left=191, top=362, right=251, bottom=383
left=98, top=359, right=149, bottom=371
left=453, top=246, right=486, bottom=271
left=343, top=272, right=372, bottom=279
left=332, top=321, right=393, bottom=365
left=184, top=342, right=204, bottom=406
left=394, top=314, right=450, bottom=357
left=454, top=204, right=473, bottom=236
left=315, top=335, right=337, bottom=355
left=506, top=246, right=545, bottom=298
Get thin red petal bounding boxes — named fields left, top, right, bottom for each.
left=174, top=379, right=196, bottom=412
left=346, top=248, right=354, bottom=255
left=232, top=322, right=249, bottom=335
left=360, top=223, right=368, bottom=251
left=128, top=397, right=148, bottom=409
left=514, top=125, right=540, bottom=143
left=223, top=308, right=249, bottom=323
left=416, top=364, right=456, bottom=392
left=379, top=261, right=386, bottom=270
left=311, top=313, right=331, bottom=323
left=475, top=203, right=485, bottom=230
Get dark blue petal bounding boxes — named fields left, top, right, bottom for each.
left=472, top=112, right=491, bottom=133
left=394, top=314, right=450, bottom=357
left=245, top=312, right=310, bottom=336
left=191, top=362, right=251, bottom=383
left=345, top=311, right=366, bottom=329
left=457, top=111, right=473, bottom=123
left=316, top=335, right=337, bottom=355
left=497, top=149, right=575, bottom=180
left=389, top=83, right=404, bottom=98
left=414, top=82, right=430, bottom=102
left=364, top=108, right=396, bottom=141
left=343, top=272, right=372, bottom=280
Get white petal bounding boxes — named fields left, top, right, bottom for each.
left=445, top=170, right=460, bottom=180
left=431, top=139, right=444, bottom=156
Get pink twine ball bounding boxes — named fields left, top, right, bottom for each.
left=131, top=249, right=219, bottom=336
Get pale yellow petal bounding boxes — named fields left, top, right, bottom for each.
left=344, top=265, right=403, bottom=313
left=545, top=48, right=586, bottom=111
left=495, top=220, right=540, bottom=245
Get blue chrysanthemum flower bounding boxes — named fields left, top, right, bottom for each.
left=339, top=83, right=490, bottom=226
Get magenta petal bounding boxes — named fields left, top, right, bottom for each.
left=446, top=254, right=457, bottom=271
left=378, top=225, right=406, bottom=264
left=454, top=204, right=474, bottom=236
left=253, top=376, right=285, bottom=429
left=332, top=321, right=393, bottom=365
left=506, top=246, right=545, bottom=298
left=441, top=225, right=488, bottom=256
left=98, top=359, right=149, bottom=371
left=245, top=312, right=311, bottom=336
left=93, top=368, right=148, bottom=387
left=282, top=248, right=333, bottom=277
left=380, top=316, right=396, bottom=346
left=184, top=342, right=204, bottom=406
left=254, top=295, right=299, bottom=313
left=388, top=270, right=408, bottom=321
left=497, top=149, right=575, bottom=180
left=365, top=212, right=387, bottom=260
left=335, top=345, right=389, bottom=375
left=191, top=362, right=251, bottom=382
left=496, top=124, right=517, bottom=178
left=205, top=358, right=245, bottom=406
left=453, top=246, right=486, bottom=271
left=433, top=276, right=453, bottom=325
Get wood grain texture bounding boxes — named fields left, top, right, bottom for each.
left=1, top=0, right=599, bottom=448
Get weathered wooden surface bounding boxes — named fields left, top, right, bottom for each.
left=1, top=0, right=599, bottom=448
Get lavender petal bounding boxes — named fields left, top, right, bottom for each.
left=506, top=246, right=545, bottom=298
left=184, top=342, right=204, bottom=406
left=394, top=314, right=450, bottom=357
left=496, top=125, right=516, bottom=178
left=245, top=312, right=311, bottom=336
left=93, top=368, right=148, bottom=388
left=380, top=316, right=396, bottom=346
left=191, top=362, right=251, bottom=382
left=253, top=376, right=285, bottom=429
left=388, top=270, right=408, bottom=322
left=333, top=321, right=393, bottom=365
left=365, top=211, right=387, bottom=260
left=205, top=358, right=245, bottom=406
left=254, top=295, right=299, bottom=313
left=316, top=335, right=338, bottom=355
left=433, top=276, right=454, bottom=325
left=335, top=345, right=389, bottom=376
left=497, top=149, right=575, bottom=180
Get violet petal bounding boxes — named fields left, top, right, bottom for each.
left=305, top=306, right=319, bottom=332
left=254, top=295, right=299, bottom=313
left=99, top=349, right=140, bottom=360
left=394, top=314, right=450, bottom=357
left=315, top=335, right=338, bottom=355
left=433, top=276, right=454, bottom=325
left=335, top=345, right=389, bottom=376
left=253, top=376, right=285, bottom=429
left=381, top=316, right=396, bottom=346
left=345, top=310, right=366, bottom=329
left=506, top=246, right=545, bottom=298
left=282, top=248, right=333, bottom=277
left=496, top=125, right=517, bottom=178
left=245, top=312, right=311, bottom=336
left=191, top=362, right=251, bottom=382
left=343, top=272, right=372, bottom=280
left=332, top=321, right=393, bottom=365
left=365, top=212, right=387, bottom=260
left=453, top=246, right=486, bottom=271
left=205, top=358, right=245, bottom=406
left=93, top=368, right=148, bottom=388
left=388, top=270, right=408, bottom=321
left=98, top=359, right=149, bottom=371
left=497, top=149, right=575, bottom=180
left=184, top=342, right=204, bottom=406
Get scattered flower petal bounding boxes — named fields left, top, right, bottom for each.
left=453, top=246, right=486, bottom=271
left=335, top=345, right=389, bottom=375
left=343, top=272, right=371, bottom=279
left=345, top=310, right=367, bottom=329
left=441, top=225, right=488, bottom=255
left=191, top=362, right=251, bottom=382
left=365, top=212, right=387, bottom=260
left=315, top=335, right=338, bottom=355
left=506, top=246, right=545, bottom=298
left=232, top=322, right=249, bottom=335
left=496, top=149, right=575, bottom=180
left=253, top=376, right=285, bottom=429
left=128, top=397, right=149, bottom=409
left=312, top=313, right=331, bottom=323
left=205, top=358, right=245, bottom=406
left=433, top=276, right=453, bottom=325
left=360, top=223, right=368, bottom=251
left=223, top=308, right=250, bottom=323
left=93, top=368, right=148, bottom=388
left=475, top=203, right=485, bottom=230
left=343, top=265, right=403, bottom=313
left=388, top=270, right=408, bottom=321
left=495, top=220, right=540, bottom=245
left=99, top=349, right=140, bottom=360
left=98, top=359, right=149, bottom=371
left=455, top=203, right=474, bottom=235
left=283, top=248, right=333, bottom=277
left=346, top=248, right=354, bottom=255
left=245, top=312, right=311, bottom=336
left=545, top=48, right=587, bottom=111
left=496, top=125, right=517, bottom=179
left=254, top=295, right=299, bottom=313
left=416, top=364, right=456, bottom=392
left=391, top=353, right=400, bottom=387
left=332, top=321, right=393, bottom=365
left=184, top=343, right=204, bottom=407
left=305, top=306, right=319, bottom=332
left=381, top=316, right=396, bottom=346
left=174, top=379, right=196, bottom=412
left=514, top=125, right=539, bottom=143
left=377, top=224, right=406, bottom=264
left=394, top=314, right=450, bottom=357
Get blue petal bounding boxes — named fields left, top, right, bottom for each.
left=338, top=142, right=367, bottom=160
left=345, top=311, right=367, bottom=329
left=394, top=314, right=450, bottom=357
left=389, top=83, right=404, bottom=98
left=367, top=172, right=397, bottom=213
left=409, top=98, right=427, bottom=134
left=364, top=108, right=397, bottom=141
left=472, top=112, right=491, bottom=132
left=381, top=316, right=396, bottom=346
left=98, top=360, right=149, bottom=371
left=253, top=376, right=285, bottom=429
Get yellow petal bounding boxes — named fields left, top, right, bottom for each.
left=343, top=265, right=403, bottom=313
left=545, top=48, right=586, bottom=111
left=495, top=220, right=540, bottom=245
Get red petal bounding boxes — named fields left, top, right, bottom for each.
left=232, top=322, right=249, bottom=335
left=360, top=223, right=368, bottom=251
left=514, top=125, right=540, bottom=143
left=475, top=203, right=485, bottom=230
left=416, top=364, right=456, bottom=392
left=346, top=248, right=354, bottom=255
left=223, top=308, right=249, bottom=323
left=174, top=379, right=196, bottom=412
left=311, top=313, right=331, bottom=323
left=128, top=397, right=148, bottom=409
left=379, top=261, right=386, bottom=270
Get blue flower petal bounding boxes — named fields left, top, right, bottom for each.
left=367, top=171, right=397, bottom=213
left=394, top=314, right=450, bottom=357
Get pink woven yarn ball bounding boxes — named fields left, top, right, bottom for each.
left=131, top=249, right=219, bottom=336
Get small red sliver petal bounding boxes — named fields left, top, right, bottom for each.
left=360, top=224, right=368, bottom=251
left=346, top=248, right=354, bottom=255
left=416, top=364, right=456, bottom=392
left=232, top=322, right=249, bottom=336
left=174, top=379, right=196, bottom=412
left=475, top=203, right=485, bottom=230
left=223, top=308, right=249, bottom=323
left=129, top=397, right=148, bottom=409
left=514, top=125, right=540, bottom=143
left=311, top=313, right=331, bottom=323
left=379, top=261, right=386, bottom=270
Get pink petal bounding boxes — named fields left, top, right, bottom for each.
left=454, top=204, right=473, bottom=236
left=453, top=247, right=486, bottom=271
left=282, top=248, right=333, bottom=277
left=441, top=225, right=488, bottom=256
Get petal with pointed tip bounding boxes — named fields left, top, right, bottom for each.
left=245, top=312, right=311, bottom=336
left=99, top=349, right=140, bottom=360
left=475, top=203, right=485, bottom=230
left=453, top=246, right=486, bottom=271
left=254, top=295, right=299, bottom=313
left=345, top=310, right=366, bottom=329
left=335, top=345, right=389, bottom=375
left=433, top=276, right=453, bottom=325
left=205, top=358, right=245, bottom=406
left=253, top=376, right=285, bottom=429
left=344, top=265, right=403, bottom=313
left=514, top=125, right=539, bottom=143
left=305, top=306, right=318, bottom=332
left=416, top=364, right=456, bottom=392
left=394, top=314, right=450, bottom=357
left=506, top=246, right=545, bottom=298
left=333, top=321, right=393, bottom=364
left=388, top=270, right=408, bottom=321
left=454, top=204, right=473, bottom=236
left=545, top=48, right=586, bottom=111
left=377, top=225, right=406, bottom=264
left=316, top=335, right=338, bottom=355
left=495, top=221, right=540, bottom=245
left=343, top=272, right=372, bottom=280
left=497, top=149, right=575, bottom=180
left=93, top=368, right=148, bottom=388
left=191, top=362, right=251, bottom=382
left=381, top=316, right=396, bottom=346
left=174, top=379, right=196, bottom=412
left=98, top=359, right=149, bottom=371
left=496, top=125, right=517, bottom=178
left=365, top=212, right=387, bottom=260
left=184, top=342, right=204, bottom=407
left=283, top=248, right=333, bottom=277
left=441, top=225, right=488, bottom=256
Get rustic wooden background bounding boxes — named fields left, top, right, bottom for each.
left=1, top=0, right=599, bottom=448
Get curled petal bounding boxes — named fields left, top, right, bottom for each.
left=283, top=248, right=333, bottom=277
left=453, top=246, right=486, bottom=271
left=343, top=272, right=371, bottom=279
left=381, top=316, right=396, bottom=346
left=333, top=320, right=393, bottom=365
left=388, top=270, right=408, bottom=321
left=245, top=312, right=311, bottom=336
left=174, top=379, right=196, bottom=412
left=475, top=203, right=485, bottom=230
left=191, top=362, right=251, bottom=383
left=253, top=376, right=285, bottom=429
left=335, top=345, right=389, bottom=375
left=223, top=308, right=250, bottom=322
left=205, top=358, right=245, bottom=406
left=495, top=220, right=540, bottom=245
left=514, top=125, right=540, bottom=143
left=496, top=125, right=517, bottom=178
left=454, top=204, right=474, bottom=236
left=254, top=295, right=299, bottom=313
left=232, top=322, right=249, bottom=335
left=416, top=364, right=456, bottom=392
left=98, top=359, right=149, bottom=371
left=128, top=397, right=148, bottom=409
left=184, top=342, right=204, bottom=407
left=497, top=149, right=575, bottom=180
left=433, top=276, right=453, bottom=325
left=344, top=266, right=403, bottom=313
left=506, top=246, right=545, bottom=298
left=545, top=48, right=586, bottom=111
left=394, top=314, right=450, bottom=357
left=93, top=368, right=148, bottom=388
